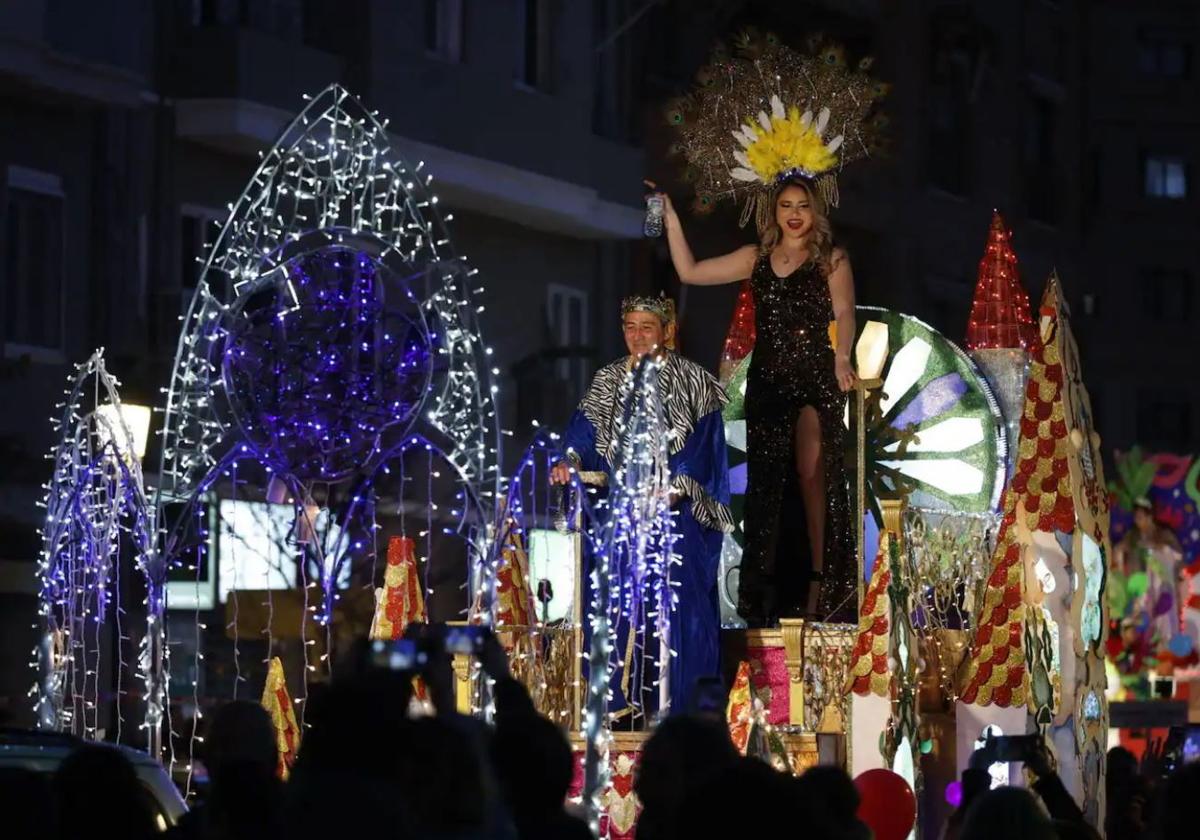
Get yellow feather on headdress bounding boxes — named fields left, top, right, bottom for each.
left=668, top=31, right=888, bottom=219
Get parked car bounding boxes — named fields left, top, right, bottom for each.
left=0, top=728, right=187, bottom=830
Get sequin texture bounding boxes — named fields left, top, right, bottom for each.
left=738, top=254, right=855, bottom=623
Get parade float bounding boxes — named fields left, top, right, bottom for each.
left=29, top=61, right=1138, bottom=840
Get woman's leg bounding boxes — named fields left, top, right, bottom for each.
left=795, top=405, right=826, bottom=615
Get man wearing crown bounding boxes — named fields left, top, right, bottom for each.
left=550, top=295, right=733, bottom=721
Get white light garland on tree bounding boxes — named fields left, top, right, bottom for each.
left=32, top=349, right=163, bottom=752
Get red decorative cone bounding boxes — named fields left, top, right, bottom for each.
left=965, top=212, right=1038, bottom=351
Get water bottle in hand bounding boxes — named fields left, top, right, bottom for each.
left=644, top=194, right=664, bottom=238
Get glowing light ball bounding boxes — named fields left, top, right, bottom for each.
left=222, top=246, right=431, bottom=481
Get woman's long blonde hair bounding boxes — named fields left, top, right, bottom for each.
left=758, top=179, right=835, bottom=275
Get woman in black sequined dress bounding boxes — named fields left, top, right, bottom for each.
left=652, top=179, right=857, bottom=625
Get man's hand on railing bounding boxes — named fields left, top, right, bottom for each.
left=549, top=461, right=572, bottom=485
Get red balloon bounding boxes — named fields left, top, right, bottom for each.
left=854, top=768, right=916, bottom=840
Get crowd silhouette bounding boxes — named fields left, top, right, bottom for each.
left=2, top=623, right=1197, bottom=839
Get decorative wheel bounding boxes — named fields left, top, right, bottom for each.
left=717, top=306, right=1004, bottom=625
left=855, top=306, right=1005, bottom=519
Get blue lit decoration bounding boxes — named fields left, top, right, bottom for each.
left=148, top=84, right=500, bottom=770
left=221, top=246, right=432, bottom=482
left=580, top=357, right=677, bottom=835
left=34, top=350, right=163, bottom=750
left=490, top=361, right=679, bottom=836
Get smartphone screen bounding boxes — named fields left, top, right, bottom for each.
left=443, top=626, right=484, bottom=656
left=1175, top=725, right=1200, bottom=766
left=371, top=639, right=426, bottom=671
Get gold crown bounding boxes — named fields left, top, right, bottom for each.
left=620, top=294, right=675, bottom=323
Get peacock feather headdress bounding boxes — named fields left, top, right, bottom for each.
left=667, top=30, right=889, bottom=230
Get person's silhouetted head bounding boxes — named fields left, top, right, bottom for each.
left=204, top=700, right=277, bottom=779
left=634, top=715, right=739, bottom=840
left=0, top=766, right=57, bottom=838
left=799, top=765, right=869, bottom=838
left=492, top=712, right=574, bottom=816
left=960, top=786, right=1056, bottom=840
left=1107, top=746, right=1138, bottom=786
left=398, top=715, right=490, bottom=835
left=54, top=745, right=157, bottom=840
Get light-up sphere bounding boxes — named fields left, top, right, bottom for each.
left=222, top=246, right=431, bottom=481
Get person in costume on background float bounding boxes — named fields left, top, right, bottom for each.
left=1114, top=497, right=1183, bottom=652
left=550, top=295, right=732, bottom=720
left=654, top=32, right=888, bottom=625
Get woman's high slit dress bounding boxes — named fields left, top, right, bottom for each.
left=736, top=254, right=856, bottom=624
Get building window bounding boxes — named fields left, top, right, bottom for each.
left=4, top=166, right=64, bottom=351
left=927, top=9, right=984, bottom=196
left=184, top=0, right=302, bottom=38
left=546, top=283, right=589, bottom=396
left=180, top=206, right=222, bottom=312
left=424, top=0, right=463, bottom=62
left=1144, top=155, right=1188, bottom=199
left=1141, top=268, right=1193, bottom=323
left=1026, top=96, right=1057, bottom=223
left=1136, top=392, right=1192, bottom=451
left=518, top=0, right=553, bottom=91
left=1138, top=33, right=1191, bottom=79
left=592, top=0, right=634, bottom=141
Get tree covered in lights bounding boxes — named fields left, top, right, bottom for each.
left=35, top=350, right=162, bottom=749
left=964, top=211, right=1038, bottom=351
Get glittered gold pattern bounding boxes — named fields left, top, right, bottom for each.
left=847, top=532, right=893, bottom=698
left=960, top=287, right=1079, bottom=708
left=669, top=31, right=887, bottom=220
left=261, top=656, right=300, bottom=779
left=727, top=660, right=755, bottom=754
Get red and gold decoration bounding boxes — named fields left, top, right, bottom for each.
left=743, top=643, right=789, bottom=726
left=494, top=518, right=537, bottom=630
left=964, top=212, right=1038, bottom=351
left=960, top=274, right=1076, bottom=707
left=570, top=750, right=639, bottom=840
left=370, top=535, right=425, bottom=640
left=370, top=536, right=429, bottom=703
left=848, top=532, right=894, bottom=698
left=727, top=660, right=755, bottom=754
left=718, top=280, right=756, bottom=384
left=261, top=656, right=300, bottom=779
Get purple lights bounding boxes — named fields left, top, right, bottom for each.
left=221, top=247, right=432, bottom=482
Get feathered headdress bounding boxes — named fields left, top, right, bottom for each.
left=668, top=30, right=889, bottom=230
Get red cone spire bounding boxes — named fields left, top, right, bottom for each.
left=965, top=212, right=1038, bottom=351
